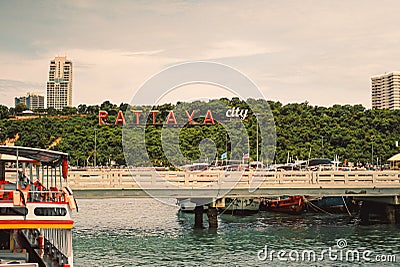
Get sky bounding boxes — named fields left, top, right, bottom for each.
left=1, top=0, right=400, bottom=108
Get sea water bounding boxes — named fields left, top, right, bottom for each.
left=73, top=198, right=400, bottom=266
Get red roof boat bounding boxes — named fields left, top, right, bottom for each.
left=260, top=195, right=305, bottom=215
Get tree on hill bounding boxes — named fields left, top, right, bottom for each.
left=119, top=103, right=130, bottom=112
left=47, top=107, right=57, bottom=116
left=60, top=107, right=78, bottom=115
left=2, top=98, right=400, bottom=167
left=8, top=108, right=15, bottom=117
left=15, top=103, right=28, bottom=114
left=0, top=105, right=9, bottom=119
left=87, top=105, right=99, bottom=114
left=78, top=104, right=88, bottom=114
left=100, top=101, right=118, bottom=111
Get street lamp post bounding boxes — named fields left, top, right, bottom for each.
left=94, top=128, right=97, bottom=167
left=371, top=135, right=374, bottom=167
left=225, top=131, right=228, bottom=166
left=254, top=113, right=261, bottom=167
left=321, top=136, right=324, bottom=158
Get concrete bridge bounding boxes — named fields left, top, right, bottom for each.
left=66, top=169, right=400, bottom=204
left=5, top=167, right=400, bottom=226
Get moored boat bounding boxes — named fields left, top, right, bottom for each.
left=219, top=197, right=260, bottom=216
left=306, top=196, right=358, bottom=214
left=260, top=196, right=305, bottom=214
left=0, top=146, right=77, bottom=266
left=176, top=198, right=208, bottom=213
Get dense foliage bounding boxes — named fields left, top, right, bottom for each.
left=0, top=99, right=399, bottom=167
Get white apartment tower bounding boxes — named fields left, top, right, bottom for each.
left=46, top=56, right=72, bottom=109
left=371, top=72, right=400, bottom=110
left=15, top=93, right=45, bottom=110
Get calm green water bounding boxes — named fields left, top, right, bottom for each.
left=72, top=198, right=400, bottom=266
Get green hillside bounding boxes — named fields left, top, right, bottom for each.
left=1, top=99, right=399, bottom=167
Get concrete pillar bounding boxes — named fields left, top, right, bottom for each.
left=395, top=206, right=400, bottom=224
left=359, top=201, right=370, bottom=224
left=194, top=206, right=204, bottom=229
left=385, top=205, right=396, bottom=224
left=207, top=207, right=218, bottom=228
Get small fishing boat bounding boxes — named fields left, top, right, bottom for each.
left=260, top=196, right=305, bottom=214
left=306, top=196, right=357, bottom=214
left=0, top=146, right=77, bottom=266
left=176, top=198, right=208, bottom=213
left=177, top=197, right=260, bottom=216
left=219, top=197, right=260, bottom=216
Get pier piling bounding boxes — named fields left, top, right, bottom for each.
left=207, top=207, right=218, bottom=229
left=360, top=201, right=400, bottom=224
left=194, top=206, right=204, bottom=229
left=359, top=201, right=370, bottom=224
left=385, top=205, right=396, bottom=224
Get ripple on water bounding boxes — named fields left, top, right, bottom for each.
left=73, top=199, right=400, bottom=266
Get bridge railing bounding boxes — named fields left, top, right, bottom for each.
left=67, top=169, right=400, bottom=189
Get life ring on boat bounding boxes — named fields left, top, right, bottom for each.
left=14, top=189, right=27, bottom=206
left=62, top=158, right=69, bottom=179
left=62, top=187, right=78, bottom=211
left=17, top=183, right=30, bottom=203
left=62, top=186, right=73, bottom=196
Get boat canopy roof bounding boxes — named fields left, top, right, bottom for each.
left=388, top=153, right=400, bottom=162
left=0, top=146, right=68, bottom=165
left=308, top=158, right=332, bottom=166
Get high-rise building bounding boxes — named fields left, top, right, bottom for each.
left=15, top=92, right=45, bottom=110
left=371, top=72, right=400, bottom=110
left=46, top=56, right=72, bottom=109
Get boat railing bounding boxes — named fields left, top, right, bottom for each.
left=41, top=228, right=72, bottom=263
left=22, top=228, right=72, bottom=266
left=0, top=187, right=74, bottom=204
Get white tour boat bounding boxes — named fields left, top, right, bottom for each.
left=0, top=146, right=77, bottom=266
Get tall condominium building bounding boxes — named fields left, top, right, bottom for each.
left=371, top=72, right=400, bottom=110
left=46, top=56, right=72, bottom=109
left=15, top=92, right=45, bottom=110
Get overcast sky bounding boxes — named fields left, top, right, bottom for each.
left=1, top=0, right=400, bottom=108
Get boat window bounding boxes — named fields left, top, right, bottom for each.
left=0, top=207, right=28, bottom=216
left=34, top=207, right=67, bottom=216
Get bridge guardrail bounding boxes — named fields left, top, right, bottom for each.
left=65, top=170, right=400, bottom=189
